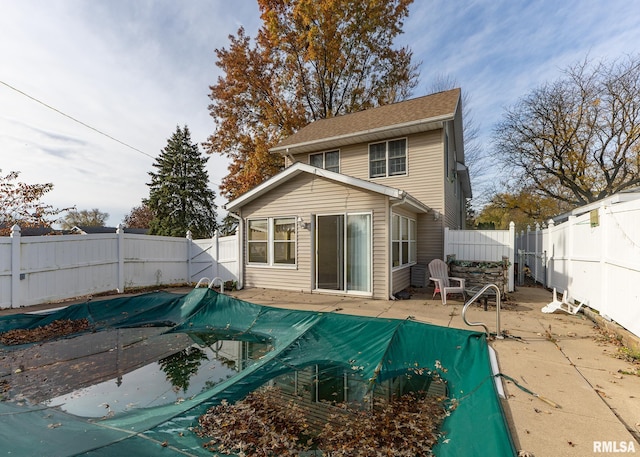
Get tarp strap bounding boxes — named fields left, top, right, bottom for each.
left=495, top=373, right=561, bottom=409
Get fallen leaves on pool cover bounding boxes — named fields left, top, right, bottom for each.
left=196, top=386, right=448, bottom=456
left=0, top=319, right=91, bottom=345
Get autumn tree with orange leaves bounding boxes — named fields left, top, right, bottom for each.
left=0, top=170, right=71, bottom=236
left=206, top=0, right=418, bottom=200
left=122, top=202, right=155, bottom=229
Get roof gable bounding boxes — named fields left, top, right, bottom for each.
left=271, top=89, right=460, bottom=155
left=225, top=162, right=429, bottom=214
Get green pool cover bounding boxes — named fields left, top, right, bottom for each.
left=0, top=288, right=516, bottom=456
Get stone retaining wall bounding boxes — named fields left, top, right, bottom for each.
left=447, top=256, right=509, bottom=296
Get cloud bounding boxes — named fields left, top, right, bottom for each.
left=2, top=0, right=640, bottom=223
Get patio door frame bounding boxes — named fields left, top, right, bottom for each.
left=314, top=211, right=372, bottom=296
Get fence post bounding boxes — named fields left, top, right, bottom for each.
left=547, top=219, right=555, bottom=289
left=567, top=215, right=575, bottom=294
left=534, top=223, right=541, bottom=283
left=10, top=225, right=21, bottom=308
left=186, top=231, right=193, bottom=284
left=508, top=222, right=515, bottom=292
left=599, top=203, right=608, bottom=317
left=117, top=224, right=125, bottom=293
left=213, top=230, right=220, bottom=280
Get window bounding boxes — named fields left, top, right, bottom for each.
left=369, top=139, right=407, bottom=178
left=247, top=217, right=296, bottom=266
left=392, top=214, right=416, bottom=268
left=248, top=219, right=268, bottom=263
left=369, top=143, right=386, bottom=177
left=309, top=150, right=340, bottom=172
left=273, top=217, right=296, bottom=264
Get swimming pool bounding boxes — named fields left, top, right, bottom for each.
left=0, top=287, right=516, bottom=456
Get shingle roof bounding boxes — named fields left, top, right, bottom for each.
left=271, top=88, right=460, bottom=153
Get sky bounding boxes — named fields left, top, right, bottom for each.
left=2, top=1, right=640, bottom=228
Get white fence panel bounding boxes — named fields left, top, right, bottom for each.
left=19, top=234, right=119, bottom=306
left=124, top=234, right=190, bottom=288
left=0, top=237, right=12, bottom=306
left=189, top=234, right=239, bottom=286
left=546, top=221, right=570, bottom=292
left=515, top=197, right=640, bottom=338
left=0, top=226, right=240, bottom=309
left=444, top=223, right=515, bottom=292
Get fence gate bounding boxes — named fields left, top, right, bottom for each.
left=443, top=223, right=515, bottom=292
left=517, top=250, right=547, bottom=288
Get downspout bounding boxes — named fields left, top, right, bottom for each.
left=227, top=211, right=244, bottom=290
left=388, top=192, right=407, bottom=300
left=286, top=148, right=296, bottom=166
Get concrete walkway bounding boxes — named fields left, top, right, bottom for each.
left=228, top=285, right=640, bottom=457
left=2, top=284, right=639, bottom=456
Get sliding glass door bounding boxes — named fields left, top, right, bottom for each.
left=316, top=215, right=344, bottom=290
left=316, top=213, right=371, bottom=293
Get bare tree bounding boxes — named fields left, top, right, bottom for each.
left=61, top=208, right=109, bottom=229
left=493, top=55, right=640, bottom=207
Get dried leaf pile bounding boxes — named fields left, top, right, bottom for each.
left=196, top=387, right=449, bottom=456
left=0, top=318, right=91, bottom=345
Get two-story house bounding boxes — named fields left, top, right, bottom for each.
left=225, top=88, right=471, bottom=299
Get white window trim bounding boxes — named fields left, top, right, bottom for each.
left=368, top=137, right=408, bottom=179
left=308, top=149, right=340, bottom=173
left=391, top=213, right=417, bottom=271
left=246, top=216, right=297, bottom=268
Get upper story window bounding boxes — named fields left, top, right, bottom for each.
left=309, top=150, right=339, bottom=173
left=247, top=217, right=296, bottom=266
left=369, top=139, right=407, bottom=178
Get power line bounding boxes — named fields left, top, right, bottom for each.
left=0, top=79, right=155, bottom=159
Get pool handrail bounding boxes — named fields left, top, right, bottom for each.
left=194, top=277, right=226, bottom=293
left=462, top=283, right=503, bottom=338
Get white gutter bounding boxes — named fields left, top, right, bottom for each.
left=227, top=211, right=243, bottom=290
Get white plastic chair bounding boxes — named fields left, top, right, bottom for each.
left=428, top=259, right=466, bottom=305
left=541, top=288, right=584, bottom=314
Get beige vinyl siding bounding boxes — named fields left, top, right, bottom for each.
left=416, top=214, right=443, bottom=264
left=286, top=129, right=447, bottom=262
left=338, top=132, right=443, bottom=206
left=443, top=123, right=463, bottom=230
left=240, top=173, right=389, bottom=299
left=392, top=268, right=410, bottom=293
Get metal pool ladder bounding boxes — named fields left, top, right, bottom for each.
left=462, top=283, right=503, bottom=338
left=195, top=277, right=226, bottom=293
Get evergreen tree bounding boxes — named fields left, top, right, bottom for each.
left=147, top=126, right=217, bottom=238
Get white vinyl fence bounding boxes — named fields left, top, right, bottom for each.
left=515, top=195, right=640, bottom=338
left=444, top=222, right=516, bottom=292
left=0, top=225, right=239, bottom=309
